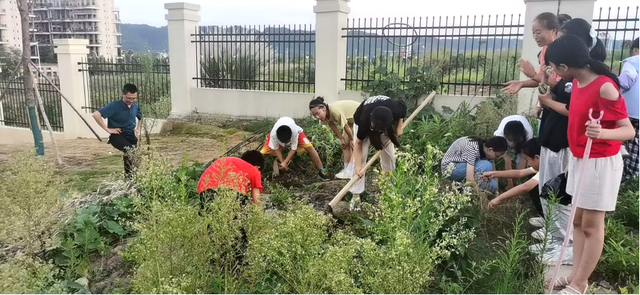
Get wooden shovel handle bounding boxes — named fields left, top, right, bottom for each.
left=328, top=91, right=437, bottom=208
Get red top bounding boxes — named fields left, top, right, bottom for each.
left=197, top=157, right=263, bottom=196
left=568, top=75, right=628, bottom=158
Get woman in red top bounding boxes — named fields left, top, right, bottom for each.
left=544, top=35, right=635, bottom=294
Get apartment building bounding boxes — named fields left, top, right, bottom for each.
left=0, top=0, right=121, bottom=59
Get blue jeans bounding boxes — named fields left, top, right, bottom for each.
left=447, top=160, right=498, bottom=192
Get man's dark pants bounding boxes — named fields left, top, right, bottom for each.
left=108, top=133, right=138, bottom=178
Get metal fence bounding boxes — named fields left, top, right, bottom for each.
left=0, top=77, right=64, bottom=132
left=593, top=6, right=639, bottom=75
left=342, top=14, right=525, bottom=96
left=78, top=57, right=171, bottom=113
left=192, top=24, right=316, bottom=93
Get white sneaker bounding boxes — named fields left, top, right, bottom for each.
left=532, top=228, right=548, bottom=241
left=529, top=216, right=545, bottom=228
left=529, top=241, right=558, bottom=254
left=542, top=245, right=574, bottom=265
left=335, top=168, right=354, bottom=180
left=349, top=195, right=361, bottom=211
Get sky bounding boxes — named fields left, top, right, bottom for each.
left=115, top=0, right=640, bottom=27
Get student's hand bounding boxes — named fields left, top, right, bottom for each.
left=501, top=80, right=523, bottom=94
left=481, top=171, right=496, bottom=181
left=519, top=59, right=536, bottom=78
left=396, top=128, right=403, bottom=137
left=542, top=65, right=554, bottom=80
left=488, top=198, right=502, bottom=208
left=355, top=166, right=365, bottom=179
left=135, top=128, right=141, bottom=137
left=340, top=137, right=350, bottom=150
left=585, top=121, right=603, bottom=139
left=279, top=160, right=290, bottom=171
left=107, top=128, right=121, bottom=134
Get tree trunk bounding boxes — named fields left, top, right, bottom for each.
left=18, top=0, right=44, bottom=156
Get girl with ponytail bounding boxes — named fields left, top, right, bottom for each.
left=309, top=96, right=361, bottom=179
left=533, top=19, right=609, bottom=262
left=349, top=95, right=407, bottom=209
left=544, top=34, right=635, bottom=294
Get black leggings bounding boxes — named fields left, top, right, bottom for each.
left=528, top=185, right=544, bottom=217
left=108, top=133, right=138, bottom=178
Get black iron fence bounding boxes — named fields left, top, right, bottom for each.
left=78, top=56, right=171, bottom=113
left=192, top=24, right=315, bottom=93
left=342, top=14, right=525, bottom=96
left=0, top=77, right=64, bottom=132
left=593, top=6, right=639, bottom=75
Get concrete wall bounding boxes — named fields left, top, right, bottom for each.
left=339, top=90, right=488, bottom=113
left=0, top=126, right=65, bottom=145
left=0, top=118, right=165, bottom=145
left=191, top=88, right=315, bottom=119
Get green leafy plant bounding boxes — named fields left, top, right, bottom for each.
left=597, top=219, right=640, bottom=286
left=363, top=65, right=440, bottom=107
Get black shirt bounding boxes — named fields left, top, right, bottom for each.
left=353, top=96, right=407, bottom=140
left=539, top=79, right=572, bottom=152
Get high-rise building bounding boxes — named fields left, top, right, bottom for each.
left=0, top=0, right=121, bottom=59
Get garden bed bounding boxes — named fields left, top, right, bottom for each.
left=0, top=96, right=637, bottom=294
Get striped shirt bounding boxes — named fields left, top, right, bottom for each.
left=441, top=137, right=482, bottom=173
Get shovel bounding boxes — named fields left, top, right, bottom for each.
left=326, top=91, right=437, bottom=214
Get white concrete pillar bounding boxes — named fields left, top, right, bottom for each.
left=165, top=2, right=200, bottom=117
left=55, top=39, right=90, bottom=140
left=518, top=0, right=597, bottom=114
left=314, top=0, right=350, bottom=103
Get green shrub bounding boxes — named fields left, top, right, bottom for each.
left=0, top=150, right=65, bottom=254
left=598, top=219, right=640, bottom=286
left=0, top=258, right=65, bottom=294
left=613, top=178, right=639, bottom=230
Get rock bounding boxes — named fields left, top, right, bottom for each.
left=328, top=201, right=352, bottom=221
left=159, top=120, right=173, bottom=135
left=599, top=280, right=615, bottom=291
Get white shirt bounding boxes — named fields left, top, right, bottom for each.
left=493, top=115, right=534, bottom=147
left=269, top=117, right=303, bottom=150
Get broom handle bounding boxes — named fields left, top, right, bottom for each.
left=30, top=61, right=103, bottom=142
left=328, top=91, right=437, bottom=208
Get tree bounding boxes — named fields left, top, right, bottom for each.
left=0, top=47, right=22, bottom=80
left=38, top=46, right=57, bottom=64
left=18, top=0, right=44, bottom=156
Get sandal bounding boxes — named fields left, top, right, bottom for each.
left=547, top=277, right=571, bottom=290
left=558, top=285, right=589, bottom=294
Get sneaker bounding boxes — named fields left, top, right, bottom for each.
left=529, top=216, right=545, bottom=228
left=542, top=245, right=574, bottom=265
left=335, top=168, right=353, bottom=180
left=532, top=228, right=548, bottom=241
left=529, top=241, right=558, bottom=254
left=349, top=195, right=361, bottom=211
left=318, top=169, right=331, bottom=181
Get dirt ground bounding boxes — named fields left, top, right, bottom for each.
left=0, top=125, right=252, bottom=192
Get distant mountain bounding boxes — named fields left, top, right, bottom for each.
left=121, top=24, right=169, bottom=53
left=120, top=24, right=629, bottom=58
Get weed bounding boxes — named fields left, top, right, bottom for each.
left=598, top=219, right=640, bottom=286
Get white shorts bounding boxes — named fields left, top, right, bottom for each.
left=566, top=152, right=623, bottom=212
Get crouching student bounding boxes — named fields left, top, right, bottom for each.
left=441, top=136, right=508, bottom=192
left=197, top=150, right=265, bottom=207
left=308, top=96, right=360, bottom=179
left=350, top=95, right=407, bottom=209
left=483, top=138, right=542, bottom=209
left=261, top=117, right=331, bottom=180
